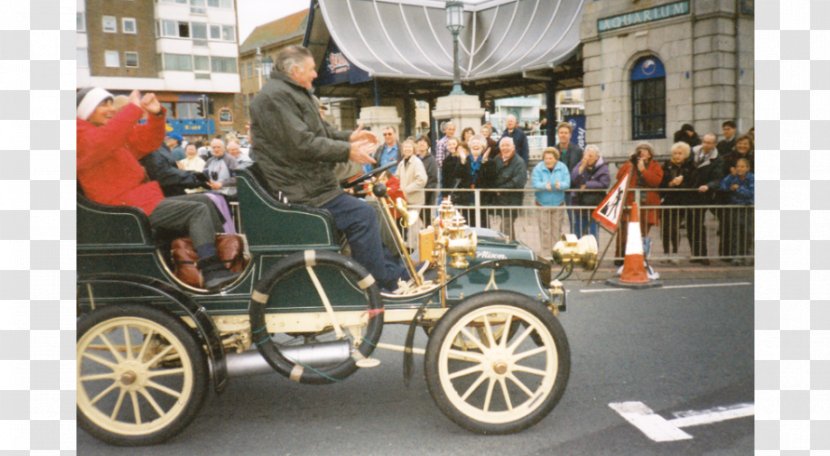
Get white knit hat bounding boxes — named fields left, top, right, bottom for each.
left=76, top=87, right=114, bottom=121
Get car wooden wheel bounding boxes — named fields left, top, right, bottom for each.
left=425, top=291, right=570, bottom=434
left=77, top=304, right=208, bottom=446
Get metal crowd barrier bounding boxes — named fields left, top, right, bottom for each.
left=406, top=188, right=754, bottom=265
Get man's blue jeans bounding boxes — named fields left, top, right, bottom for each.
left=322, top=193, right=406, bottom=290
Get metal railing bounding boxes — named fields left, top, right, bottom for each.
left=403, top=188, right=754, bottom=265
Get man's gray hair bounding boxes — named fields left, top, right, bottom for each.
left=584, top=144, right=600, bottom=156
left=499, top=136, right=515, bottom=146
left=272, top=45, right=313, bottom=78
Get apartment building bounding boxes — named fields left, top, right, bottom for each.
left=78, top=0, right=242, bottom=138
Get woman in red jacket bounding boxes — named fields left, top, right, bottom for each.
left=614, top=142, right=664, bottom=262
left=76, top=87, right=238, bottom=291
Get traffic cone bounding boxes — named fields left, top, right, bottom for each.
left=606, top=202, right=662, bottom=289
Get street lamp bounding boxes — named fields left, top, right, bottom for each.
left=445, top=0, right=465, bottom=95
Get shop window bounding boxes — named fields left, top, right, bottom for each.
left=630, top=56, right=666, bottom=140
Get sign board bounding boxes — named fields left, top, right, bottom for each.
left=592, top=171, right=630, bottom=232
left=218, top=108, right=232, bottom=124
left=316, top=41, right=371, bottom=87
left=564, top=115, right=586, bottom=150
left=165, top=118, right=215, bottom=137
left=597, top=1, right=690, bottom=33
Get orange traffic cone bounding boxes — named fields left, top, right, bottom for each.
left=606, top=202, right=662, bottom=289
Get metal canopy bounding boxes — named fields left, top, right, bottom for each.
left=316, top=0, right=584, bottom=81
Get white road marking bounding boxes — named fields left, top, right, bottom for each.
left=581, top=282, right=752, bottom=293
left=668, top=403, right=754, bottom=428
left=609, top=401, right=755, bottom=442
left=609, top=402, right=692, bottom=442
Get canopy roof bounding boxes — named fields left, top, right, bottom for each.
left=315, top=0, right=584, bottom=81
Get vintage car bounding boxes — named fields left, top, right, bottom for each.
left=76, top=163, right=597, bottom=446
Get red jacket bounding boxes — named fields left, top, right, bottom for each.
left=616, top=159, right=664, bottom=226
left=77, top=105, right=167, bottom=215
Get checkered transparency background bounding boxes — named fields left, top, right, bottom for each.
left=0, top=0, right=826, bottom=453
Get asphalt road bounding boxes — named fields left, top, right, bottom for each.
left=78, top=278, right=754, bottom=455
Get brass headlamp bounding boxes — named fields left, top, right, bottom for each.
left=552, top=234, right=598, bottom=270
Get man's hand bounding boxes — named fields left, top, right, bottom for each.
left=554, top=181, right=561, bottom=190
left=349, top=140, right=377, bottom=165
left=698, top=185, right=709, bottom=193
left=578, top=162, right=587, bottom=174
left=140, top=93, right=162, bottom=115
left=545, top=182, right=552, bottom=191
left=208, top=181, right=223, bottom=190
left=730, top=183, right=739, bottom=191
left=349, top=123, right=377, bottom=144
left=580, top=184, right=586, bottom=190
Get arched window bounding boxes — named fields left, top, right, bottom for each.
left=630, top=56, right=666, bottom=140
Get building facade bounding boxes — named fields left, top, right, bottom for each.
left=78, top=0, right=241, bottom=139
left=580, top=0, right=754, bottom=160
left=237, top=10, right=308, bottom=132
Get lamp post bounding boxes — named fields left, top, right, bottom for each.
left=445, top=0, right=465, bottom=95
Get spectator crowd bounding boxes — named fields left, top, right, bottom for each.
left=77, top=82, right=753, bottom=270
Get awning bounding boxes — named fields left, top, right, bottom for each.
left=317, top=0, right=584, bottom=81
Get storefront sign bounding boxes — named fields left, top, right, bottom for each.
left=598, top=0, right=690, bottom=33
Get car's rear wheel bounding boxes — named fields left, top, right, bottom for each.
left=77, top=304, right=208, bottom=446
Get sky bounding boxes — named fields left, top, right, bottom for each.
left=236, top=0, right=310, bottom=44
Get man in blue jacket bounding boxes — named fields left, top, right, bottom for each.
left=531, top=147, right=571, bottom=257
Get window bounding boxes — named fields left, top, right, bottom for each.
left=208, top=0, right=232, bottom=7
left=104, top=50, right=119, bottom=67
left=246, top=61, right=253, bottom=79
left=191, top=22, right=207, bottom=40
left=160, top=20, right=178, bottom=37
left=102, top=16, right=117, bottom=33
left=177, top=102, right=198, bottom=119
left=125, top=52, right=139, bottom=68
left=211, top=56, right=237, bottom=73
left=221, top=25, right=234, bottom=41
left=77, top=12, right=85, bottom=31
left=122, top=18, right=137, bottom=34
left=163, top=53, right=193, bottom=71
left=178, top=22, right=190, bottom=37
left=630, top=56, right=666, bottom=140
left=209, top=24, right=221, bottom=40
left=193, top=55, right=210, bottom=72
left=77, top=47, right=88, bottom=68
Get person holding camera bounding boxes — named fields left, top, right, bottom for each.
left=613, top=143, right=664, bottom=264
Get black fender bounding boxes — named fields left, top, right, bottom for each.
left=77, top=273, right=229, bottom=394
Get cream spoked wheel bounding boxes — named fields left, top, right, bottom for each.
left=424, top=291, right=570, bottom=434
left=77, top=304, right=208, bottom=446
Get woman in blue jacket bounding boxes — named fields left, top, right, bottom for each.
left=532, top=147, right=571, bottom=257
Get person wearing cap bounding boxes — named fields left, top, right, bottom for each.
left=165, top=133, right=186, bottom=161
left=76, top=87, right=239, bottom=291
left=531, top=147, right=571, bottom=257
left=250, top=44, right=410, bottom=291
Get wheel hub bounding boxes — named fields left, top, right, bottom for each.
left=493, top=361, right=508, bottom=375
left=120, top=371, right=138, bottom=386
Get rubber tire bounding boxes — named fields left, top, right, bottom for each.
left=249, top=250, right=383, bottom=384
left=424, top=291, right=570, bottom=435
left=77, top=304, right=209, bottom=446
